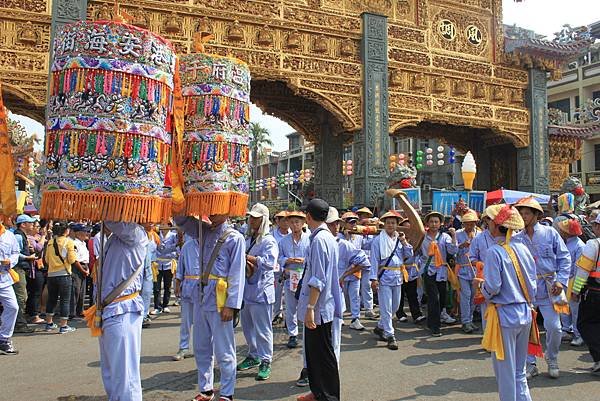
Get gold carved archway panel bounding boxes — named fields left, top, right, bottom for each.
left=0, top=0, right=530, bottom=147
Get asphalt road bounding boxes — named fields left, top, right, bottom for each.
left=1, top=307, right=598, bottom=401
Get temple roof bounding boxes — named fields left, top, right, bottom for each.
left=505, top=37, right=591, bottom=60
left=548, top=124, right=599, bottom=139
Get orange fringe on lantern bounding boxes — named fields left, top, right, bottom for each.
left=41, top=190, right=171, bottom=223
left=185, top=192, right=248, bottom=217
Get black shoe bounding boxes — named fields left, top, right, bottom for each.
left=0, top=340, right=18, bottom=355
left=296, top=368, right=309, bottom=387
left=287, top=336, right=298, bottom=349
left=13, top=325, right=34, bottom=334
left=373, top=326, right=386, bottom=341
left=386, top=336, right=398, bottom=350
left=142, top=317, right=151, bottom=328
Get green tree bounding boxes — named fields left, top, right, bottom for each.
left=249, top=123, right=273, bottom=189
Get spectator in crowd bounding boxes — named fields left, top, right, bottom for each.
left=70, top=224, right=91, bottom=320
left=12, top=214, right=37, bottom=333
left=25, top=218, right=48, bottom=324
left=44, top=222, right=78, bottom=334
left=151, top=226, right=178, bottom=315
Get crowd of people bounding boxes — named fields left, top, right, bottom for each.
left=2, top=193, right=600, bottom=401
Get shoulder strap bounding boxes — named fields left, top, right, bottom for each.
left=201, top=228, right=235, bottom=285
left=384, top=237, right=401, bottom=268
left=502, top=243, right=532, bottom=304
left=101, top=263, right=144, bottom=307
left=53, top=238, right=66, bottom=264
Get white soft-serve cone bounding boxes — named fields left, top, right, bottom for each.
left=461, top=151, right=477, bottom=190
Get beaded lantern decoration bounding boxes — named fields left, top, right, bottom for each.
left=41, top=20, right=177, bottom=223
left=178, top=50, right=250, bottom=217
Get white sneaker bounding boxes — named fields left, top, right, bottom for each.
left=349, top=318, right=365, bottom=331
left=364, top=310, right=378, bottom=319
left=441, top=314, right=456, bottom=324
left=592, top=361, right=600, bottom=376
left=526, top=364, right=539, bottom=380
left=163, top=307, right=171, bottom=313
left=398, top=316, right=408, bottom=322
left=570, top=336, right=584, bottom=346
left=546, top=359, right=559, bottom=379
left=150, top=309, right=162, bottom=315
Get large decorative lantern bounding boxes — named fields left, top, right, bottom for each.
left=179, top=52, right=250, bottom=217
left=41, top=21, right=177, bottom=223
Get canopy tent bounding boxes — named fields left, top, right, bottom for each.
left=486, top=189, right=551, bottom=206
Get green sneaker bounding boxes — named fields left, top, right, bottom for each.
left=256, top=361, right=271, bottom=381
left=236, top=356, right=260, bottom=371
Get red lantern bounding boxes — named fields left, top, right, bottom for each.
left=400, top=178, right=412, bottom=189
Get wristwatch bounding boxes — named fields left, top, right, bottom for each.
left=307, top=304, right=315, bottom=310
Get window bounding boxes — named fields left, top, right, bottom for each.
left=593, top=91, right=600, bottom=101
left=289, top=135, right=300, bottom=150
left=393, top=138, right=410, bottom=154
left=594, top=144, right=600, bottom=171
left=548, top=98, right=570, bottom=117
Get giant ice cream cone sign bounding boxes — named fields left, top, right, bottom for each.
left=462, top=151, right=476, bottom=191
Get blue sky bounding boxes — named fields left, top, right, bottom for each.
left=10, top=0, right=597, bottom=152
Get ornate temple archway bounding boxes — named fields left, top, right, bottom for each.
left=1, top=0, right=590, bottom=205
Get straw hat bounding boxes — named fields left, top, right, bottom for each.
left=287, top=210, right=306, bottom=219
left=513, top=196, right=544, bottom=213
left=380, top=210, right=405, bottom=223
left=274, top=210, right=288, bottom=219
left=486, top=204, right=524, bottom=230
left=461, top=210, right=479, bottom=223
left=341, top=211, right=359, bottom=221
left=481, top=206, right=493, bottom=220
left=356, top=207, right=374, bottom=217
left=424, top=211, right=444, bottom=223
left=554, top=216, right=583, bottom=236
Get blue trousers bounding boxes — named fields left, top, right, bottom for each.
left=377, top=284, right=402, bottom=338
left=0, top=285, right=18, bottom=341
left=284, top=283, right=299, bottom=336
left=560, top=300, right=581, bottom=338
left=343, top=280, right=361, bottom=319
left=527, top=303, right=561, bottom=364
left=179, top=299, right=194, bottom=350
left=492, top=323, right=532, bottom=401
left=360, top=271, right=374, bottom=311
left=459, top=277, right=475, bottom=324
left=141, top=265, right=153, bottom=317
left=194, top=305, right=237, bottom=396
left=99, top=311, right=143, bottom=401
left=273, top=271, right=284, bottom=317
left=332, top=317, right=342, bottom=366
left=241, top=303, right=273, bottom=362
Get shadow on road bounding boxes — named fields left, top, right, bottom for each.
left=237, top=380, right=305, bottom=401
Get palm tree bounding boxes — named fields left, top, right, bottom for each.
left=249, top=123, right=273, bottom=199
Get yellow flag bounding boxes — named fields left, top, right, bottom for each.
left=0, top=83, right=17, bottom=217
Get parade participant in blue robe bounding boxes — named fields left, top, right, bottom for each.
left=297, top=199, right=343, bottom=401
left=0, top=222, right=20, bottom=355
left=175, top=215, right=245, bottom=401
left=172, top=234, right=200, bottom=361
left=278, top=211, right=310, bottom=349
left=271, top=211, right=290, bottom=324
left=553, top=216, right=585, bottom=346
left=455, top=210, right=482, bottom=333
left=141, top=224, right=157, bottom=328
left=237, top=203, right=278, bottom=381
left=514, top=197, right=571, bottom=379
left=97, top=222, right=149, bottom=401
left=477, top=204, right=536, bottom=401
left=152, top=227, right=179, bottom=314
left=419, top=212, right=458, bottom=337
left=370, top=211, right=413, bottom=350
left=356, top=207, right=376, bottom=320
left=325, top=210, right=369, bottom=331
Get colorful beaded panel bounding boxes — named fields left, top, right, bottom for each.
left=180, top=53, right=251, bottom=216
left=42, top=21, right=176, bottom=222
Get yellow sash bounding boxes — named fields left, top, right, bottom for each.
left=428, top=241, right=445, bottom=267
left=382, top=266, right=409, bottom=283
left=151, top=261, right=159, bottom=282
left=83, top=291, right=140, bottom=337
left=482, top=303, right=504, bottom=360
left=208, top=274, right=228, bottom=312
left=447, top=266, right=461, bottom=291
left=8, top=268, right=19, bottom=284
left=184, top=275, right=200, bottom=280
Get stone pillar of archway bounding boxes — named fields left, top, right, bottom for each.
left=50, top=1, right=88, bottom=60
left=354, top=12, right=390, bottom=207
left=517, top=68, right=550, bottom=193
left=314, top=133, right=344, bottom=208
